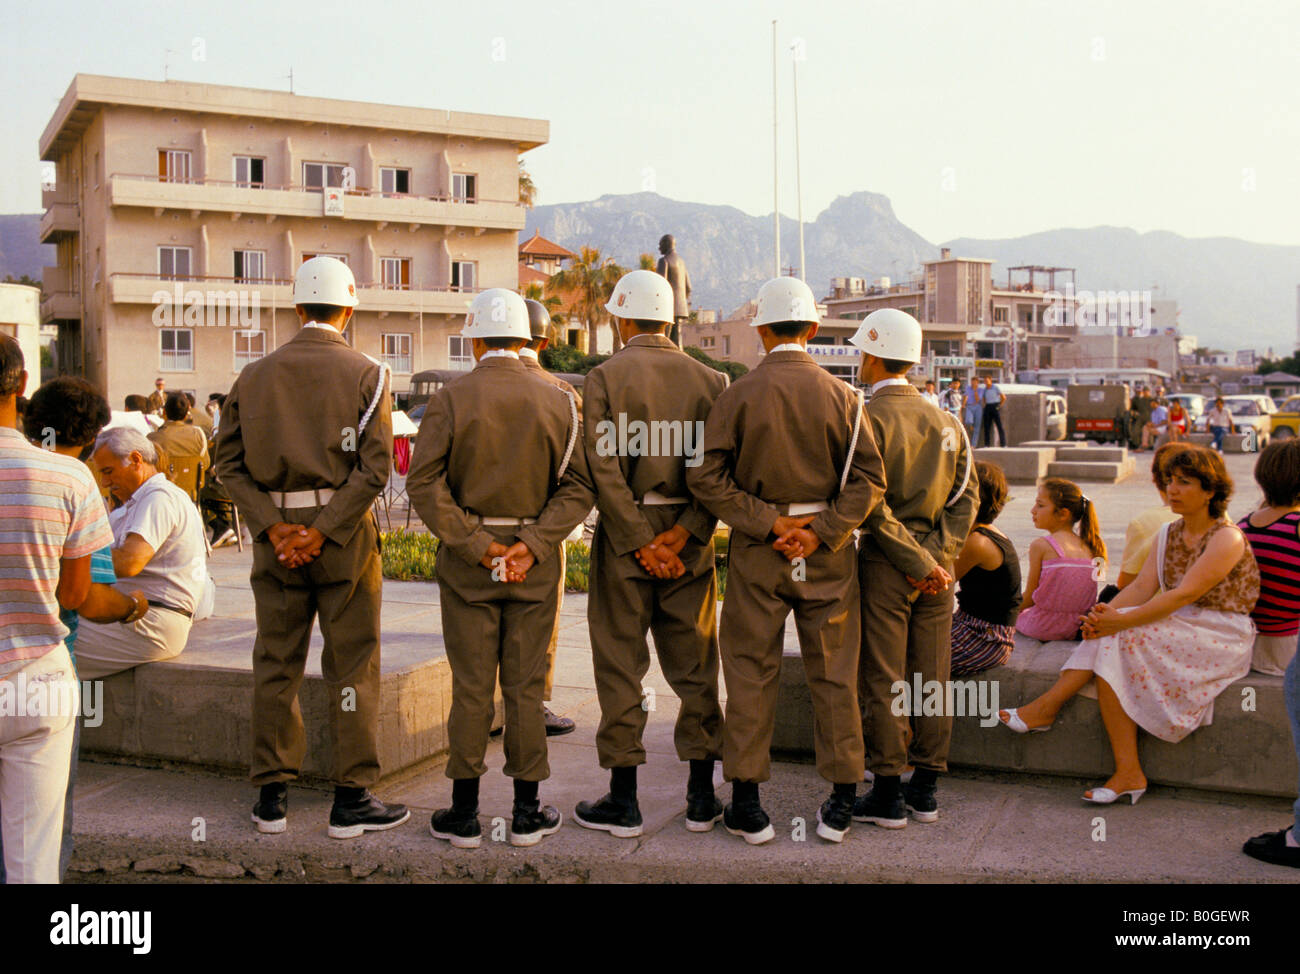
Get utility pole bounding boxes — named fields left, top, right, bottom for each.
left=792, top=42, right=805, bottom=283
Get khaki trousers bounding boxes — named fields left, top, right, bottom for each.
left=858, top=537, right=955, bottom=775
left=75, top=607, right=191, bottom=680
left=588, top=508, right=723, bottom=768
left=543, top=544, right=565, bottom=701
left=249, top=507, right=383, bottom=788
left=720, top=532, right=864, bottom=784
left=437, top=525, right=560, bottom=781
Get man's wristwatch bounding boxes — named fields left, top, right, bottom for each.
left=121, top=594, right=148, bottom=624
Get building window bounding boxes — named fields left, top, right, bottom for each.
left=450, top=261, right=476, bottom=292
left=303, top=162, right=347, bottom=190
left=451, top=173, right=477, bottom=202
left=160, top=328, right=193, bottom=371
left=158, top=149, right=192, bottom=183
left=722, top=336, right=731, bottom=356
left=993, top=306, right=1008, bottom=323
left=566, top=329, right=580, bottom=347
left=234, top=250, right=266, bottom=283
left=158, top=246, right=192, bottom=280
left=381, top=257, right=411, bottom=290
left=233, top=156, right=265, bottom=188
left=382, top=333, right=413, bottom=374
left=301, top=252, right=348, bottom=265
left=380, top=167, right=411, bottom=195
left=448, top=335, right=472, bottom=370
left=233, top=330, right=266, bottom=371
left=699, top=336, right=716, bottom=349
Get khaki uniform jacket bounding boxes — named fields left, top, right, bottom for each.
left=213, top=325, right=393, bottom=545
left=861, top=383, right=979, bottom=577
left=146, top=391, right=166, bottom=415
left=584, top=334, right=728, bottom=555
left=520, top=352, right=582, bottom=411
left=187, top=408, right=214, bottom=440
left=149, top=420, right=209, bottom=473
left=406, top=355, right=595, bottom=568
left=687, top=349, right=886, bottom=551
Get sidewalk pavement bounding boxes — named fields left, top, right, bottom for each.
left=65, top=451, right=1299, bottom=883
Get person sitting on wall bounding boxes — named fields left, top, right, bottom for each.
left=74, top=428, right=208, bottom=679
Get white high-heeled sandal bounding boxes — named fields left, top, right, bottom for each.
left=997, top=708, right=1052, bottom=734
left=1082, top=786, right=1146, bottom=805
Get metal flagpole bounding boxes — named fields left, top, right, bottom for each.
left=792, top=44, right=805, bottom=282
left=772, top=20, right=780, bottom=278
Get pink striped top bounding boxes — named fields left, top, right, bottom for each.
left=1237, top=510, right=1300, bottom=637
left=0, top=427, right=114, bottom=666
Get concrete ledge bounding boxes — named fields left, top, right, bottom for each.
left=1046, top=457, right=1136, bottom=483
left=1054, top=446, right=1129, bottom=464
left=774, top=636, right=1298, bottom=798
left=973, top=448, right=1055, bottom=484
left=80, top=584, right=500, bottom=783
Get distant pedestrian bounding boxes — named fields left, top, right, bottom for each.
left=980, top=375, right=1007, bottom=447
left=964, top=377, right=982, bottom=440
left=922, top=379, right=939, bottom=406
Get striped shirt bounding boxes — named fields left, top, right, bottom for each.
left=0, top=427, right=114, bottom=667
left=1237, top=509, right=1300, bottom=637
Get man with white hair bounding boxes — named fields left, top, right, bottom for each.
left=74, top=427, right=206, bottom=678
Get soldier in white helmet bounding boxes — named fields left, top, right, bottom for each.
left=214, top=256, right=409, bottom=839
left=407, top=288, right=595, bottom=848
left=848, top=308, right=978, bottom=829
left=572, top=270, right=729, bottom=839
left=688, top=277, right=886, bottom=845
left=522, top=297, right=582, bottom=738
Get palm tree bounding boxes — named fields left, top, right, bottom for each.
left=548, top=246, right=625, bottom=353
left=522, top=282, right=564, bottom=342
left=518, top=160, right=537, bottom=208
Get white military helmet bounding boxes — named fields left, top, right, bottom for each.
left=462, top=288, right=531, bottom=340
left=849, top=307, right=922, bottom=363
left=750, top=277, right=820, bottom=328
left=293, top=255, right=359, bottom=307
left=605, top=269, right=674, bottom=324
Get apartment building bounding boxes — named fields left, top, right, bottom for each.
left=39, top=74, right=546, bottom=403
left=821, top=251, right=1078, bottom=383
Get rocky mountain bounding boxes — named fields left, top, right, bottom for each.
left=942, top=228, right=1300, bottom=356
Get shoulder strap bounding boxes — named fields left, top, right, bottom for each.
left=556, top=388, right=579, bottom=482
left=1044, top=533, right=1066, bottom=558
left=944, top=413, right=972, bottom=508
left=838, top=386, right=865, bottom=493
left=357, top=355, right=390, bottom=437
left=1155, top=521, right=1172, bottom=592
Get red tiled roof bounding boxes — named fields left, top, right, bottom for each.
left=518, top=263, right=549, bottom=286
left=519, top=229, right=577, bottom=259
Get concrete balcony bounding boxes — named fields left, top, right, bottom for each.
left=109, top=175, right=526, bottom=233
left=109, top=274, right=481, bottom=319
left=41, top=292, right=82, bottom=321
left=39, top=201, right=79, bottom=242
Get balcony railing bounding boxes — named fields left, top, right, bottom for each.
left=111, top=172, right=523, bottom=208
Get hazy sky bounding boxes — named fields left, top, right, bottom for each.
left=5, top=0, right=1299, bottom=246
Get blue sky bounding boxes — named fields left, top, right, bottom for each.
left=4, top=0, right=1299, bottom=245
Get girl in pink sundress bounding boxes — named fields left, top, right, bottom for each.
left=1016, top=478, right=1106, bottom=641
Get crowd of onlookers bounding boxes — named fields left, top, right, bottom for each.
left=950, top=438, right=1299, bottom=867
left=0, top=343, right=219, bottom=882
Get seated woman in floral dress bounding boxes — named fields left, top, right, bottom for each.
left=996, top=446, right=1259, bottom=805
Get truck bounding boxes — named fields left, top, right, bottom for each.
left=1065, top=383, right=1133, bottom=444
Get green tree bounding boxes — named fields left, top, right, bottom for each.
left=522, top=282, right=564, bottom=341
left=684, top=345, right=748, bottom=382
left=638, top=252, right=655, bottom=270
left=548, top=246, right=626, bottom=353
left=518, top=160, right=537, bottom=208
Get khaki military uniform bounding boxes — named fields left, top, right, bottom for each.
left=188, top=407, right=214, bottom=441
left=149, top=419, right=209, bottom=481
left=858, top=382, right=978, bottom=776
left=520, top=349, right=584, bottom=702
left=146, top=390, right=166, bottom=416
left=407, top=354, right=595, bottom=782
left=583, top=333, right=728, bottom=769
left=213, top=324, right=393, bottom=789
left=688, top=349, right=886, bottom=784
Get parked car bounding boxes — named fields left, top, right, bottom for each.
left=1271, top=395, right=1300, bottom=440
left=1045, top=394, right=1067, bottom=440
left=1197, top=395, right=1276, bottom=449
